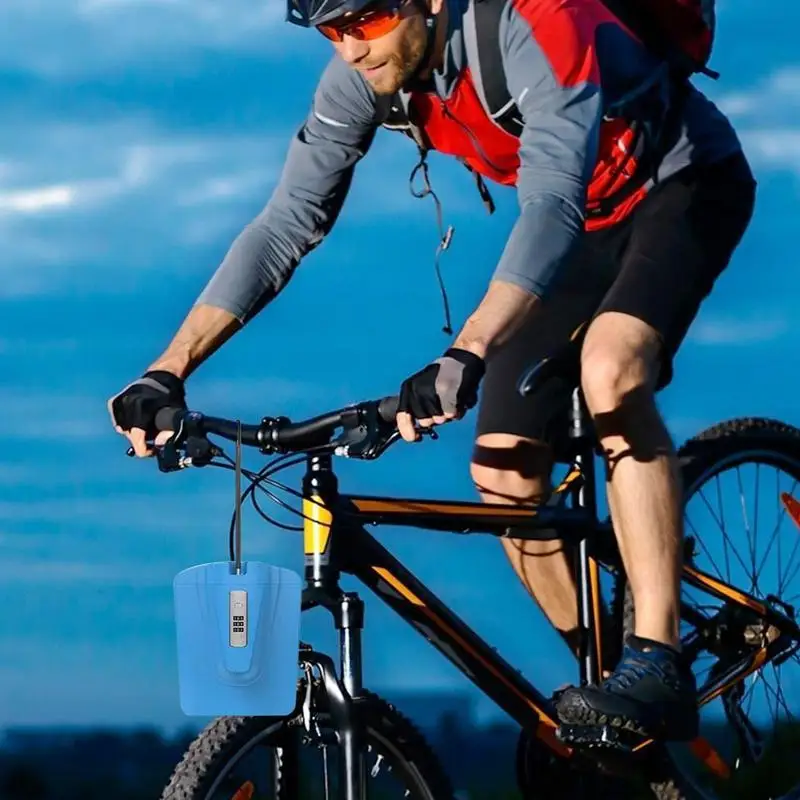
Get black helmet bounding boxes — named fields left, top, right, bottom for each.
left=286, top=0, right=375, bottom=27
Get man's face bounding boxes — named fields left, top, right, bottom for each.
left=324, top=0, right=432, bottom=95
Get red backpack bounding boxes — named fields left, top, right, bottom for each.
left=600, top=0, right=717, bottom=78
left=469, top=0, right=719, bottom=138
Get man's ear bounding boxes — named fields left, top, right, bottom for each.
left=428, top=0, right=445, bottom=14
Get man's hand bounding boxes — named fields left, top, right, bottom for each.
left=107, top=371, right=186, bottom=457
left=107, top=305, right=242, bottom=457
left=394, top=281, right=540, bottom=443
left=396, top=348, right=485, bottom=442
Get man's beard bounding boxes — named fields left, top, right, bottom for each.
left=367, top=27, right=428, bottom=95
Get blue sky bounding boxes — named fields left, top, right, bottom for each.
left=0, top=0, right=799, bottom=734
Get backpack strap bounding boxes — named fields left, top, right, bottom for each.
left=464, top=0, right=523, bottom=137
left=379, top=91, right=429, bottom=151
left=380, top=89, right=497, bottom=214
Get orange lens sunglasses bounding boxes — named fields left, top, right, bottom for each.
left=317, top=0, right=410, bottom=42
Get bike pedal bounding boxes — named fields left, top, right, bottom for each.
left=556, top=724, right=641, bottom=754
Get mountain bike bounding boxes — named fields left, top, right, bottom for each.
left=147, top=337, right=800, bottom=800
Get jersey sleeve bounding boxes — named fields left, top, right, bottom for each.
left=491, top=0, right=603, bottom=298
left=196, top=55, right=381, bottom=322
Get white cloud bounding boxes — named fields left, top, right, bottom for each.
left=0, top=122, right=282, bottom=218
left=717, top=66, right=800, bottom=120
left=0, top=120, right=287, bottom=295
left=0, top=108, right=461, bottom=297
left=688, top=316, right=790, bottom=345
left=0, top=185, right=75, bottom=214
left=739, top=127, right=800, bottom=179
left=714, top=65, right=800, bottom=179
left=0, top=0, right=295, bottom=77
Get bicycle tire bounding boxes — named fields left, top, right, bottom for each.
left=160, top=689, right=456, bottom=800
left=614, top=416, right=800, bottom=800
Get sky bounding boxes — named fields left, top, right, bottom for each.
left=0, top=0, right=799, bottom=735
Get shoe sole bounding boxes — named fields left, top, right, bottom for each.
left=557, top=698, right=698, bottom=741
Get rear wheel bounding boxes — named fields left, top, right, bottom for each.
left=617, top=418, right=800, bottom=800
left=161, top=689, right=455, bottom=800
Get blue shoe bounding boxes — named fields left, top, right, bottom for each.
left=555, top=635, right=698, bottom=741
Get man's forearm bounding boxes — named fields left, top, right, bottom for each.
left=147, top=303, right=242, bottom=380
left=453, top=280, right=540, bottom=359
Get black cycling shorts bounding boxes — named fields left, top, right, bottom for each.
left=475, top=150, right=757, bottom=459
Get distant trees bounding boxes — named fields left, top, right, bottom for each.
left=0, top=762, right=48, bottom=800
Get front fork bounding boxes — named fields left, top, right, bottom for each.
left=293, top=591, right=369, bottom=800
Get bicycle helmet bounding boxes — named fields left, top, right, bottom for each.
left=286, top=0, right=376, bottom=28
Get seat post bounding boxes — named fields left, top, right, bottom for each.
left=568, top=387, right=602, bottom=686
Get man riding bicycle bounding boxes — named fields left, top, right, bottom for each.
left=109, top=0, right=756, bottom=745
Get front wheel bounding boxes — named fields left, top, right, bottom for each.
left=160, top=688, right=455, bottom=800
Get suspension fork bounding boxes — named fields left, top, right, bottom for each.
left=299, top=645, right=368, bottom=800
left=338, top=593, right=368, bottom=800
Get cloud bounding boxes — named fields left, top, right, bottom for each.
left=717, top=66, right=800, bottom=122
left=0, top=101, right=458, bottom=297
left=714, top=65, right=800, bottom=179
left=688, top=316, right=790, bottom=345
left=0, top=120, right=287, bottom=295
left=0, top=0, right=294, bottom=78
left=0, top=185, right=75, bottom=214
left=740, top=128, right=800, bottom=178
left=0, top=120, right=282, bottom=217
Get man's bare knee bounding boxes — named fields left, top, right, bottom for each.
left=580, top=313, right=660, bottom=417
left=470, top=433, right=552, bottom=503
left=579, top=313, right=671, bottom=471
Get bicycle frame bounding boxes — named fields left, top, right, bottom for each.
left=293, top=394, right=607, bottom=800
left=280, top=396, right=800, bottom=800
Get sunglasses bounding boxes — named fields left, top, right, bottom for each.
left=317, top=0, right=412, bottom=42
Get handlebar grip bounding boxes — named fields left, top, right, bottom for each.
left=377, top=395, right=399, bottom=423
left=154, top=406, right=185, bottom=432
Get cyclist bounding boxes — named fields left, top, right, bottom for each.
left=108, top=0, right=756, bottom=744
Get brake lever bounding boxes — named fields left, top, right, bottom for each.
left=125, top=432, right=220, bottom=472
left=334, top=413, right=438, bottom=460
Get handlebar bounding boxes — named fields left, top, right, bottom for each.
left=145, top=395, right=406, bottom=469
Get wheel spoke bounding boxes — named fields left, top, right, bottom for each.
left=686, top=514, right=727, bottom=581
left=679, top=447, right=800, bottom=793
left=694, top=487, right=752, bottom=582
left=757, top=477, right=799, bottom=577
left=735, top=465, right=758, bottom=594
left=770, top=663, right=795, bottom=723
left=753, top=463, right=761, bottom=592
left=716, top=475, right=732, bottom=583
left=778, top=532, right=800, bottom=596
left=744, top=675, right=758, bottom=717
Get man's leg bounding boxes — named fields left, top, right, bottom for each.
left=555, top=151, right=757, bottom=740
left=581, top=313, right=683, bottom=648
left=555, top=311, right=697, bottom=739
left=470, top=434, right=582, bottom=652
left=469, top=267, right=610, bottom=659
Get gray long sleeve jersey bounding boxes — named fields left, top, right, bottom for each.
left=198, top=0, right=742, bottom=320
